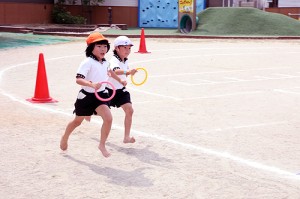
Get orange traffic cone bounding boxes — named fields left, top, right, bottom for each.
left=27, top=53, right=58, bottom=103
left=136, top=28, right=150, bottom=54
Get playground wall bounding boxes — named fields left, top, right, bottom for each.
left=138, top=0, right=206, bottom=28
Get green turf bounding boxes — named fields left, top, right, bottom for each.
left=0, top=32, right=77, bottom=49
left=196, top=7, right=300, bottom=36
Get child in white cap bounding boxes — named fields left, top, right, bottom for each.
left=107, top=36, right=137, bottom=143
left=60, top=32, right=126, bottom=157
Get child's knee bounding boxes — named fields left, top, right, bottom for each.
left=103, top=114, right=113, bottom=124
left=73, top=119, right=83, bottom=127
left=126, top=107, right=134, bottom=115
left=124, top=105, right=134, bottom=115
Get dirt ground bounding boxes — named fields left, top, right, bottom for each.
left=1, top=37, right=300, bottom=199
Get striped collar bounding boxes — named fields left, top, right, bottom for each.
left=89, top=54, right=106, bottom=62
left=113, top=53, right=128, bottom=63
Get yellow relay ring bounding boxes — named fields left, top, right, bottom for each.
left=131, top=67, right=148, bottom=86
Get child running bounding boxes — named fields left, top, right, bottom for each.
left=60, top=32, right=126, bottom=157
left=107, top=36, right=137, bottom=144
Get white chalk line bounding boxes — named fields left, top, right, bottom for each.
left=131, top=51, right=300, bottom=66
left=109, top=123, right=299, bottom=181
left=179, top=91, right=263, bottom=100
left=1, top=54, right=300, bottom=181
left=129, top=66, right=300, bottom=101
left=150, top=46, right=300, bottom=53
left=271, top=86, right=300, bottom=96
left=130, top=88, right=300, bottom=104
left=171, top=74, right=300, bottom=86
left=127, top=86, right=265, bottom=102
left=274, top=89, right=300, bottom=95
left=148, top=67, right=294, bottom=78
left=127, top=86, right=181, bottom=100
left=3, top=88, right=298, bottom=180
left=127, top=92, right=265, bottom=104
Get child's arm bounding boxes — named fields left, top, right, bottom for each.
left=76, top=78, right=102, bottom=90
left=108, top=69, right=127, bottom=87
left=127, top=68, right=137, bottom=76
left=114, top=68, right=137, bottom=76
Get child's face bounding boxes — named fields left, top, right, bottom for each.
left=92, top=44, right=108, bottom=60
left=116, top=45, right=132, bottom=59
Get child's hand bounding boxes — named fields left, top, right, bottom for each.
left=89, top=81, right=102, bottom=90
left=94, top=82, right=102, bottom=90
left=130, top=69, right=137, bottom=76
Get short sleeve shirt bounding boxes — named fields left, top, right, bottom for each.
left=108, top=55, right=129, bottom=90
left=77, top=57, right=109, bottom=93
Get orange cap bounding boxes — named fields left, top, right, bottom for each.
left=86, top=32, right=108, bottom=45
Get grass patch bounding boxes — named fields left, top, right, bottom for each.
left=196, top=8, right=300, bottom=36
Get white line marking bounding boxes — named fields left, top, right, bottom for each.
left=134, top=94, right=256, bottom=104
left=253, top=75, right=272, bottom=80
left=4, top=90, right=297, bottom=180
left=170, top=80, right=194, bottom=86
left=150, top=47, right=300, bottom=53
left=129, top=85, right=264, bottom=102
left=171, top=75, right=300, bottom=86
left=1, top=56, right=300, bottom=181
left=271, top=73, right=296, bottom=78
left=273, top=89, right=300, bottom=95
left=150, top=67, right=292, bottom=78
left=196, top=79, right=216, bottom=84
left=133, top=87, right=300, bottom=104
left=132, top=51, right=300, bottom=66
left=127, top=86, right=180, bottom=100
left=182, top=121, right=288, bottom=133
left=223, top=77, right=245, bottom=81
left=224, top=121, right=288, bottom=130
left=179, top=91, right=264, bottom=100
left=126, top=127, right=299, bottom=180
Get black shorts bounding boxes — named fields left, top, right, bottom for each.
left=106, top=87, right=131, bottom=108
left=73, top=89, right=110, bottom=116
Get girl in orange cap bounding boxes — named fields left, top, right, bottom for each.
left=60, top=32, right=126, bottom=157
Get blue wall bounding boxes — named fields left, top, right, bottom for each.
left=138, top=0, right=206, bottom=28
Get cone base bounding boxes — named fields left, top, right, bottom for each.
left=135, top=51, right=151, bottom=54
left=26, top=97, right=58, bottom=103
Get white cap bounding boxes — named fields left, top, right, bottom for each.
left=114, top=36, right=134, bottom=47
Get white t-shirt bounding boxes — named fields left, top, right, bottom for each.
left=108, top=55, right=129, bottom=90
left=77, top=57, right=109, bottom=93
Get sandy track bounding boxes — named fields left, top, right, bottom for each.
left=1, top=38, right=300, bottom=199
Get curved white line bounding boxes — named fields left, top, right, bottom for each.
left=0, top=54, right=299, bottom=181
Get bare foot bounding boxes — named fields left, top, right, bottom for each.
left=123, top=136, right=136, bottom=143
left=98, top=145, right=111, bottom=158
left=60, top=136, right=68, bottom=151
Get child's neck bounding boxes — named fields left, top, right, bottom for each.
left=114, top=53, right=127, bottom=63
left=120, top=56, right=126, bottom=62
left=90, top=54, right=105, bottom=62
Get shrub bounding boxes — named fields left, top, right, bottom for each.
left=52, top=4, right=86, bottom=24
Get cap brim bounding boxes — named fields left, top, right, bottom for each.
left=114, top=43, right=134, bottom=47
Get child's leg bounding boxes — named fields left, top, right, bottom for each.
left=60, top=116, right=85, bottom=150
left=121, top=103, right=135, bottom=143
left=96, top=105, right=113, bottom=157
